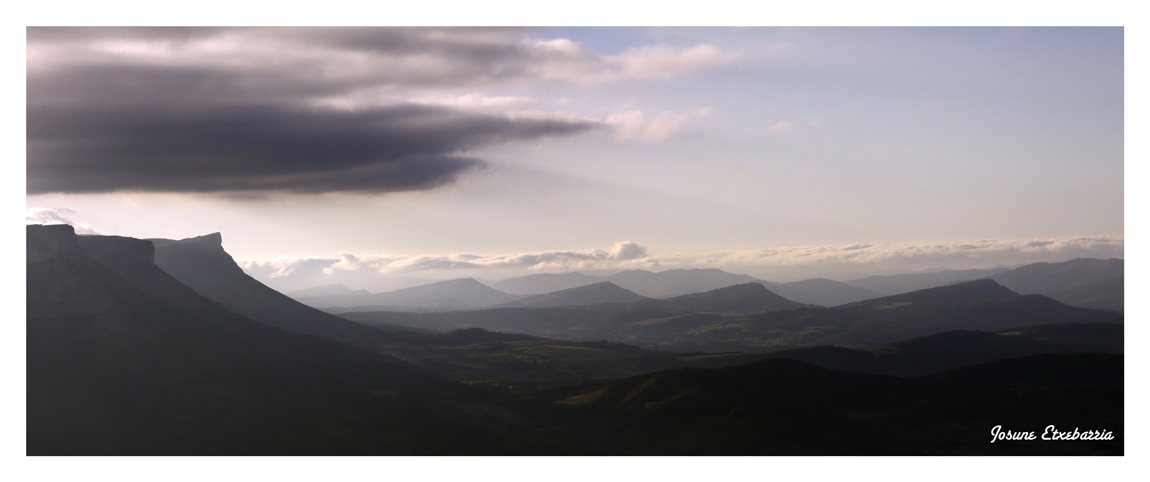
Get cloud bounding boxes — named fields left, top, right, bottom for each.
left=652, top=236, right=1126, bottom=276
left=239, top=241, right=654, bottom=280
left=28, top=102, right=596, bottom=195
left=609, top=241, right=649, bottom=260
left=27, top=28, right=738, bottom=195
left=606, top=44, right=740, bottom=80
left=25, top=208, right=99, bottom=234
left=238, top=236, right=1123, bottom=288
left=607, top=107, right=713, bottom=141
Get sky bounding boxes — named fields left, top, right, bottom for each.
left=25, top=27, right=1124, bottom=289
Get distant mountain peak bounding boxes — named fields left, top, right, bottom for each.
left=942, top=279, right=1018, bottom=296
left=859, top=279, right=1018, bottom=306
left=686, top=283, right=773, bottom=297
left=445, top=277, right=480, bottom=284
left=500, top=281, right=648, bottom=308
left=627, top=282, right=808, bottom=312
left=576, top=281, right=625, bottom=289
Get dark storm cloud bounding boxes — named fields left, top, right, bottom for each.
left=26, top=27, right=603, bottom=195
left=27, top=101, right=596, bottom=194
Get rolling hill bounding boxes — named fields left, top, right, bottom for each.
left=488, top=272, right=598, bottom=295
left=351, top=278, right=523, bottom=311
left=752, top=322, right=1122, bottom=376
left=499, top=282, right=649, bottom=308
left=763, top=278, right=883, bottom=306
left=490, top=268, right=763, bottom=299
left=988, top=258, right=1123, bottom=310
left=603, top=269, right=762, bottom=298
left=843, top=267, right=1010, bottom=295
left=28, top=225, right=492, bottom=455
left=343, top=279, right=1115, bottom=351
left=625, top=282, right=809, bottom=312
left=516, top=353, right=1122, bottom=455
left=1042, top=278, right=1123, bottom=311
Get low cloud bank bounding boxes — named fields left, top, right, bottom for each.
left=25, top=208, right=99, bottom=234
left=238, top=236, right=1123, bottom=291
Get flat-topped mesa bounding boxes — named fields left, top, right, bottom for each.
left=151, top=232, right=223, bottom=251
left=27, top=224, right=80, bottom=262
left=150, top=232, right=246, bottom=277
left=76, top=235, right=157, bottom=272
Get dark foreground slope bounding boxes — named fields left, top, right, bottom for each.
left=28, top=226, right=555, bottom=455
left=388, top=321, right=1123, bottom=383
left=511, top=354, right=1122, bottom=455
left=28, top=226, right=1123, bottom=455
left=148, top=233, right=408, bottom=351
left=743, top=322, right=1123, bottom=376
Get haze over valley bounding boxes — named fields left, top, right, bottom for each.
left=25, top=26, right=1124, bottom=457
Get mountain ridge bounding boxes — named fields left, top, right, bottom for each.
left=499, top=281, right=649, bottom=308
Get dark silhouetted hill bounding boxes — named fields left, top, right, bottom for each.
left=345, top=279, right=1114, bottom=351
left=491, top=268, right=764, bottom=299
left=1042, top=278, right=1123, bottom=311
left=758, top=322, right=1122, bottom=376
left=147, top=233, right=403, bottom=351
left=346, top=278, right=522, bottom=311
left=489, top=272, right=597, bottom=295
left=519, top=353, right=1121, bottom=455
left=989, top=258, right=1122, bottom=294
left=764, top=278, right=883, bottom=306
left=988, top=258, right=1123, bottom=310
left=29, top=226, right=490, bottom=455
left=604, top=268, right=762, bottom=298
left=626, top=283, right=809, bottom=312
left=500, top=282, right=649, bottom=308
left=844, top=267, right=1009, bottom=295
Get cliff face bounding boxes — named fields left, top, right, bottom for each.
left=76, top=235, right=157, bottom=273
left=26, top=224, right=118, bottom=320
left=27, top=224, right=80, bottom=262
left=150, top=233, right=247, bottom=278
left=149, top=232, right=398, bottom=351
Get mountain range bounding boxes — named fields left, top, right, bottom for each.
left=839, top=259, right=1123, bottom=310
left=288, top=257, right=1121, bottom=314
left=624, top=282, right=810, bottom=312
left=28, top=225, right=480, bottom=454
left=27, top=225, right=1124, bottom=455
left=146, top=233, right=404, bottom=351
left=497, top=282, right=649, bottom=308
left=343, top=279, right=1114, bottom=351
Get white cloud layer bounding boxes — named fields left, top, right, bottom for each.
left=237, top=235, right=1123, bottom=291
left=25, top=208, right=99, bottom=234
left=607, top=107, right=713, bottom=140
